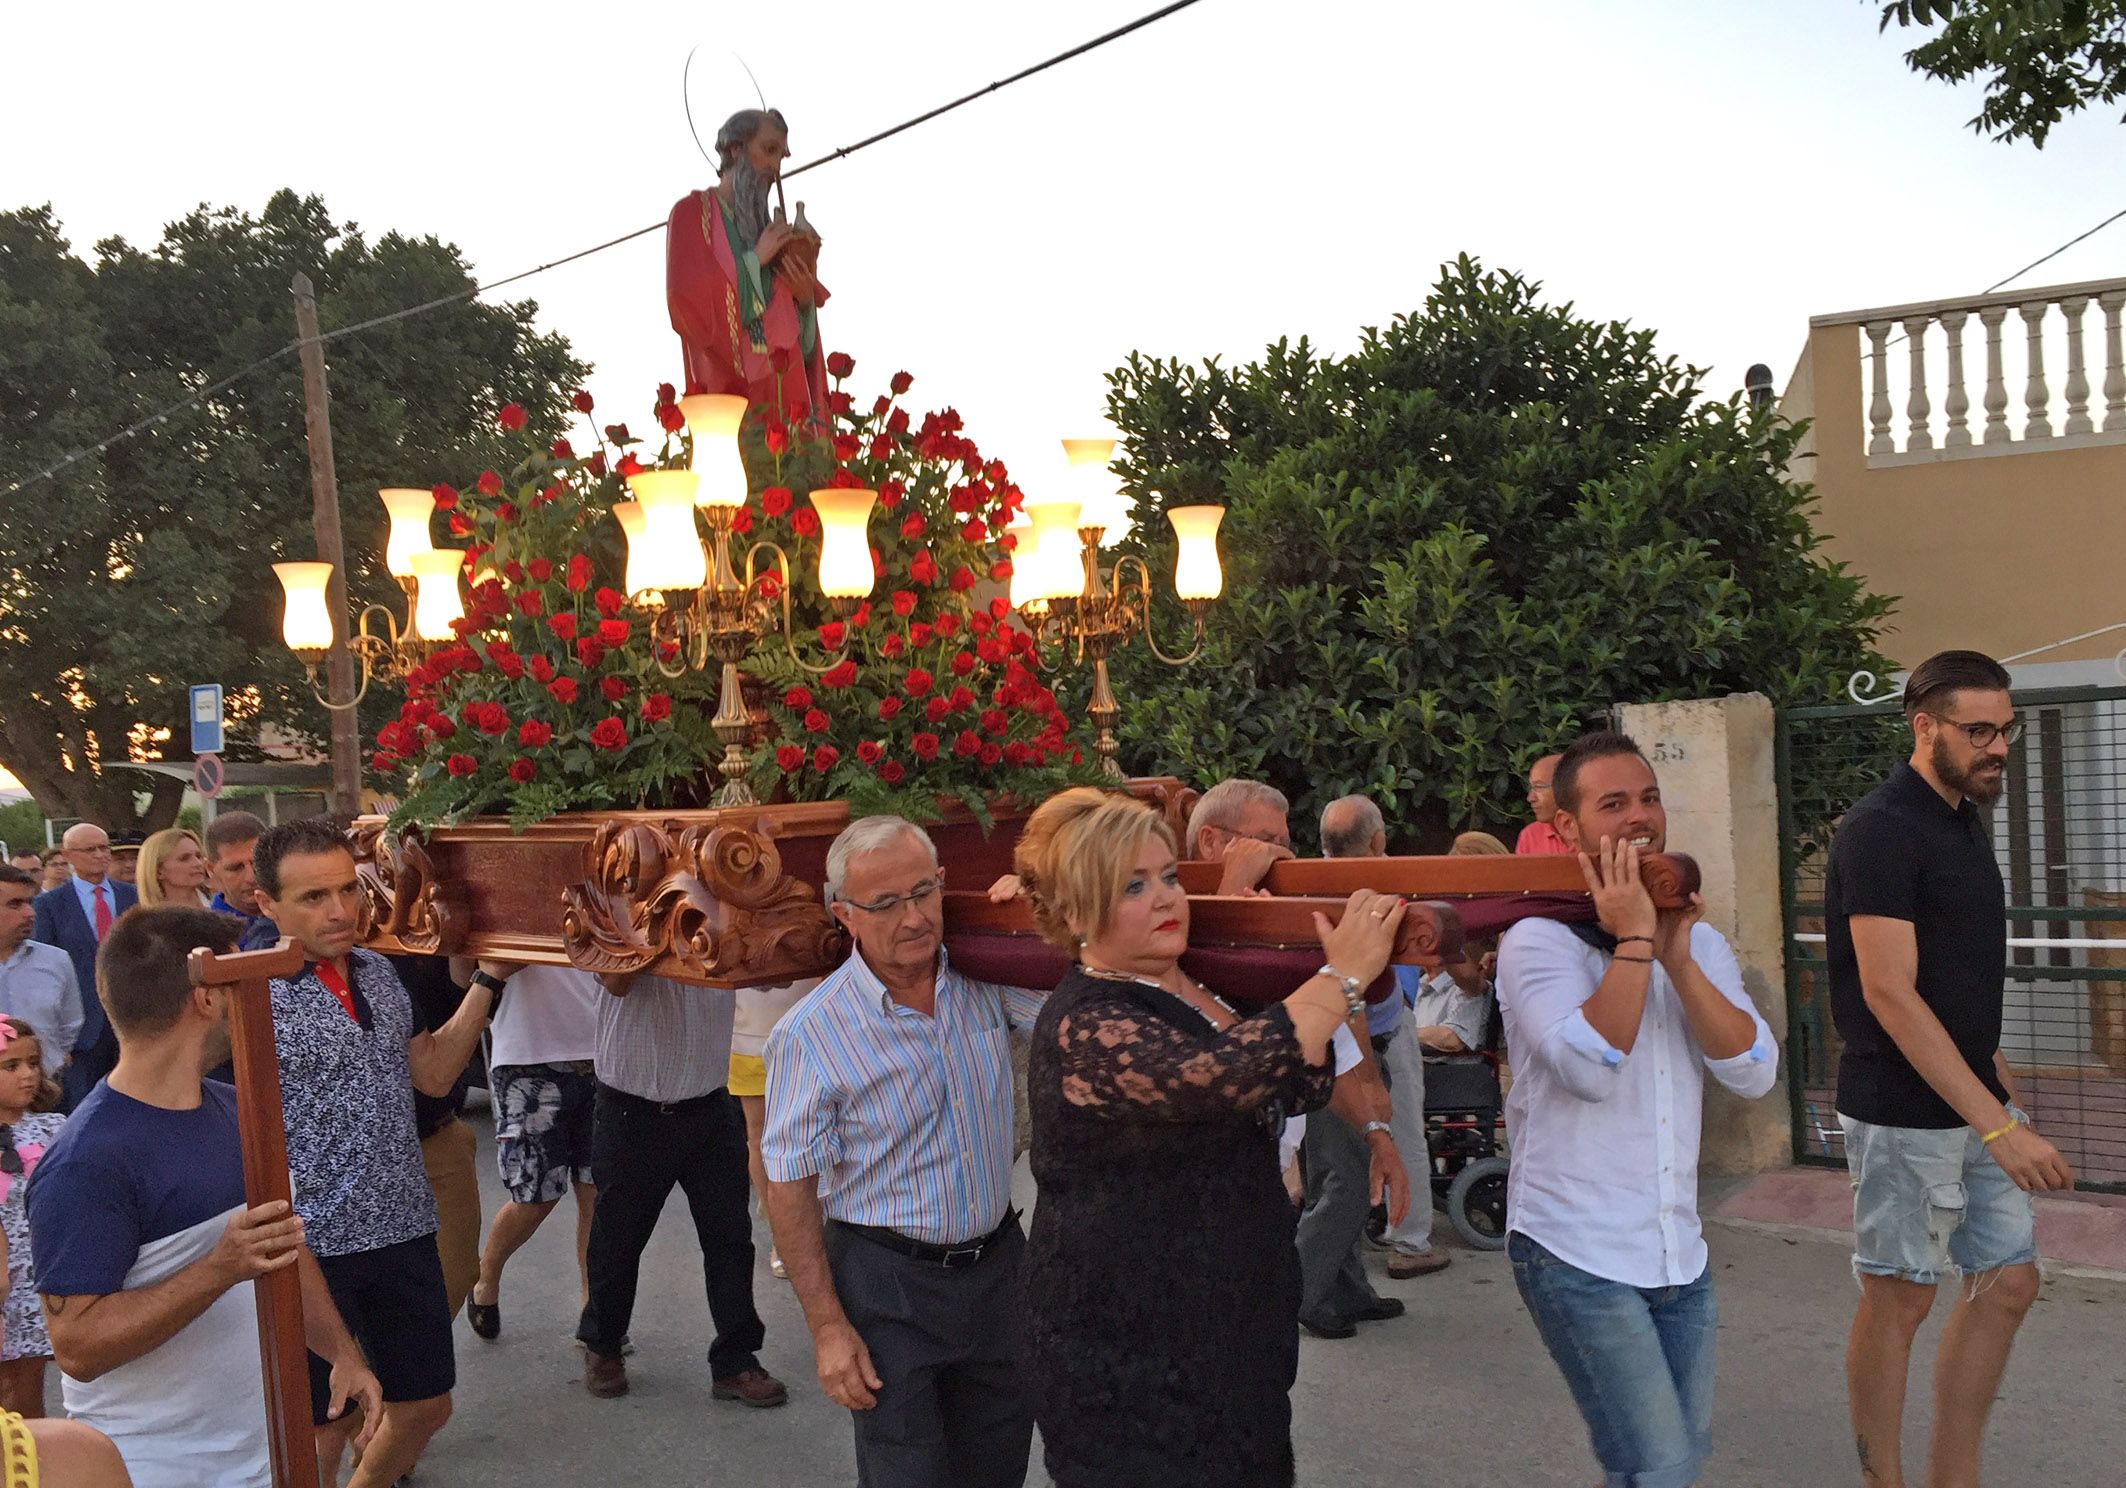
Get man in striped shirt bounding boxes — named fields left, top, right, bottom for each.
left=762, top=815, right=1041, bottom=1488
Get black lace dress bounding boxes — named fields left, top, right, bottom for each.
left=1025, top=967, right=1336, bottom=1488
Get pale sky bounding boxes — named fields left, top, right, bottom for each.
left=3, top=0, right=2121, bottom=794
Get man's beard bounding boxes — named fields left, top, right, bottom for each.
left=727, top=157, right=774, bottom=250
left=1932, top=733, right=2007, bottom=806
left=200, top=1010, right=233, bottom=1074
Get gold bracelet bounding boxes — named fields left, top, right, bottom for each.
left=1980, top=1117, right=2020, bottom=1145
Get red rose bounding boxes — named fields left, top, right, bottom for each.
left=528, top=557, right=554, bottom=583
left=990, top=597, right=1012, bottom=619
left=598, top=619, right=630, bottom=646
left=818, top=621, right=846, bottom=649
left=498, top=402, right=527, bottom=431
left=978, top=741, right=1002, bottom=766
left=830, top=391, right=855, bottom=417
left=981, top=708, right=1009, bottom=736
left=949, top=685, right=975, bottom=712
left=812, top=744, right=840, bottom=773
left=821, top=659, right=858, bottom=689
left=640, top=692, right=671, bottom=721
left=588, top=451, right=607, bottom=477
left=934, top=612, right=960, bottom=639
left=910, top=551, right=939, bottom=585
left=998, top=531, right=1018, bottom=552
left=803, top=708, right=830, bottom=734
left=878, top=482, right=903, bottom=511
left=657, top=381, right=676, bottom=405
left=890, top=370, right=913, bottom=395
left=444, top=753, right=479, bottom=777
left=912, top=732, right=940, bottom=762
left=900, top=514, right=925, bottom=540
left=869, top=434, right=893, bottom=461
left=576, top=637, right=606, bottom=668
left=761, top=486, right=792, bottom=518
left=949, top=565, right=977, bottom=592
left=856, top=740, right=883, bottom=766
left=960, top=518, right=987, bottom=543
left=784, top=686, right=814, bottom=710
left=518, top=720, right=553, bottom=748
left=1005, top=740, right=1032, bottom=766
left=431, top=482, right=459, bottom=510
left=851, top=601, right=873, bottom=628
left=496, top=501, right=520, bottom=523
left=950, top=650, right=976, bottom=677
left=529, top=656, right=555, bottom=683
left=371, top=750, right=398, bottom=772
left=600, top=676, right=627, bottom=703
left=887, top=407, right=911, bottom=436
left=879, top=759, right=906, bottom=785
left=514, top=590, right=544, bottom=618
left=508, top=757, right=536, bottom=783
left=872, top=395, right=892, bottom=418
left=548, top=612, right=579, bottom=640
left=548, top=677, right=579, bottom=705
left=878, top=696, right=904, bottom=722
left=764, top=423, right=789, bottom=455
left=904, top=668, right=933, bottom=697
left=448, top=512, right=473, bottom=538
left=890, top=590, right=917, bottom=617
left=833, top=434, right=860, bottom=462
left=882, top=633, right=906, bottom=659
left=732, top=508, right=753, bottom=534
left=477, top=469, right=502, bottom=496
left=658, top=400, right=686, bottom=434
left=593, top=584, right=624, bottom=616
left=826, top=351, right=856, bottom=380
left=776, top=744, right=805, bottom=773
left=572, top=390, right=595, bottom=413
left=590, top=717, right=628, bottom=751
left=568, top=555, right=593, bottom=594
left=792, top=508, right=820, bottom=539
left=924, top=697, right=950, bottom=724
left=616, top=452, right=645, bottom=478
left=550, top=438, right=574, bottom=460
left=910, top=622, right=934, bottom=647
left=757, top=570, right=782, bottom=599
left=478, top=704, right=510, bottom=736
left=953, top=730, right=981, bottom=759
left=429, top=715, right=457, bottom=740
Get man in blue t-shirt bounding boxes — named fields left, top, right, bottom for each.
left=27, top=904, right=380, bottom=1488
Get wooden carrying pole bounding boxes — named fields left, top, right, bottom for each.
left=188, top=939, right=313, bottom=1488
left=290, top=273, right=363, bottom=818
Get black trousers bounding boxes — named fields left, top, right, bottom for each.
left=826, top=1219, right=1033, bottom=1488
left=574, top=1084, right=765, bottom=1379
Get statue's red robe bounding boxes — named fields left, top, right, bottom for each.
left=666, top=188, right=830, bottom=427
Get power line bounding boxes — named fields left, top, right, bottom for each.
left=1978, top=204, right=2126, bottom=298
left=0, top=0, right=1207, bottom=501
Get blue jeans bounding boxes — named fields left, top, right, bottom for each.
left=1509, top=1231, right=1717, bottom=1488
left=1838, top=1107, right=2038, bottom=1285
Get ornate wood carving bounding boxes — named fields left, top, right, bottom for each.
left=349, top=823, right=469, bottom=953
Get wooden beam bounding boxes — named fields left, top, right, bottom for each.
left=189, top=939, right=312, bottom=1488
left=943, top=892, right=1465, bottom=964
left=1173, top=850, right=1701, bottom=906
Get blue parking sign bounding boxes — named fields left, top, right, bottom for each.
left=189, top=684, right=224, bottom=756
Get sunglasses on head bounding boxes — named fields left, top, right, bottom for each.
left=0, top=1128, right=21, bottom=1178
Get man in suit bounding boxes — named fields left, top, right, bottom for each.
left=33, top=821, right=136, bottom=1104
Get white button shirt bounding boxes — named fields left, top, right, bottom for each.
left=1497, top=918, right=1777, bottom=1288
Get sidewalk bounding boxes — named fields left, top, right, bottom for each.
left=1711, top=1163, right=2126, bottom=1279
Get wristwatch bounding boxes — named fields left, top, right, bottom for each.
left=469, top=968, right=508, bottom=1016
left=1315, top=964, right=1367, bottom=1019
left=1361, top=1120, right=1394, bottom=1141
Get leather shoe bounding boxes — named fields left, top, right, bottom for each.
left=1387, top=1247, right=1453, bottom=1279
left=466, top=1299, right=500, bottom=1340
left=584, top=1350, right=629, bottom=1398
left=1299, top=1313, right=1357, bottom=1340
left=1350, top=1296, right=1406, bottom=1322
left=711, top=1366, right=789, bottom=1408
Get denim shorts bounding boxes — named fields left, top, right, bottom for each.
left=1508, top=1231, right=1717, bottom=1488
left=492, top=1062, right=596, bottom=1204
left=1838, top=1108, right=2037, bottom=1285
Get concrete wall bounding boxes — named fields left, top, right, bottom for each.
left=1615, top=693, right=1792, bottom=1175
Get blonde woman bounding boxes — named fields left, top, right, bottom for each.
left=1014, top=787, right=1404, bottom=1488
left=133, top=831, right=210, bottom=909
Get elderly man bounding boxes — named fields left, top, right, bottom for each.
left=33, top=823, right=137, bottom=1104
left=1515, top=753, right=1570, bottom=855
left=762, top=816, right=1040, bottom=1488
left=1185, top=778, right=1296, bottom=893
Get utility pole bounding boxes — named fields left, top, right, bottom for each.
left=290, top=273, right=362, bottom=819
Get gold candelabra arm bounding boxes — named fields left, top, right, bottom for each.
left=1112, top=555, right=1205, bottom=666
left=746, top=540, right=857, bottom=677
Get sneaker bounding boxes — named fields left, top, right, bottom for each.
left=1387, top=1247, right=1453, bottom=1279
left=711, top=1367, right=789, bottom=1408
left=584, top=1351, right=629, bottom=1399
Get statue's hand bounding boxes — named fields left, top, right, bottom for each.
left=755, top=223, right=793, bottom=264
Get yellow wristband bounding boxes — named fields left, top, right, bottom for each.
left=1980, top=1117, right=2020, bottom=1145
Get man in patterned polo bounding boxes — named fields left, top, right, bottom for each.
left=762, top=815, right=1043, bottom=1488
left=252, top=817, right=508, bottom=1488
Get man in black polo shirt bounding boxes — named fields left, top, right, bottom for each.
left=1827, top=649, right=2073, bottom=1488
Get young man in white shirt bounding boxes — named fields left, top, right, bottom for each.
left=1496, top=731, right=1778, bottom=1488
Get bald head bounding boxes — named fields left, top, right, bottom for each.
left=61, top=822, right=113, bottom=885
left=1526, top=753, right=1563, bottom=823
left=1319, top=795, right=1387, bottom=858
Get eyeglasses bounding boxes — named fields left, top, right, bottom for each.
left=1929, top=714, right=2024, bottom=749
left=836, top=878, right=942, bottom=916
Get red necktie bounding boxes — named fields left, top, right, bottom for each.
left=92, top=883, right=112, bottom=940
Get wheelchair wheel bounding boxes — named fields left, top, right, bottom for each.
left=1445, top=1156, right=1509, bottom=1251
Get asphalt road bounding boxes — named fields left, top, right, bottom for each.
left=406, top=1108, right=2125, bottom=1486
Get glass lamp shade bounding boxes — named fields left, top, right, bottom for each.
left=622, top=473, right=709, bottom=591
left=1023, top=500, right=1086, bottom=603
left=1167, top=505, right=1226, bottom=601
left=407, top=548, right=466, bottom=640
left=612, top=501, right=654, bottom=598
left=680, top=394, right=750, bottom=508
left=378, top=488, right=435, bottom=578
left=808, top=488, right=878, bottom=599
left=273, top=562, right=336, bottom=655
left=1062, top=437, right=1131, bottom=544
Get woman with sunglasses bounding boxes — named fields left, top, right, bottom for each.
left=0, top=1017, right=64, bottom=1417
left=1011, top=787, right=1405, bottom=1488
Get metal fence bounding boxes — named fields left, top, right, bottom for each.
left=1778, top=685, right=2126, bottom=1193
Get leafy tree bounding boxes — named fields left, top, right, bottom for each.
left=1100, top=257, right=1895, bottom=852
left=0, top=193, right=587, bottom=831
left=1879, top=0, right=2126, bottom=146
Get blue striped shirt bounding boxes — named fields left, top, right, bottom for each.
left=763, top=948, right=1043, bottom=1245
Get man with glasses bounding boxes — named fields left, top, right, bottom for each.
left=761, top=815, right=1043, bottom=1488
left=1515, top=753, right=1571, bottom=855
left=1184, top=778, right=1295, bottom=894
left=32, top=824, right=136, bottom=1105
left=1829, top=649, right=2072, bottom=1488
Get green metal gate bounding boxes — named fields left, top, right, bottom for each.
left=1778, top=685, right=2126, bottom=1193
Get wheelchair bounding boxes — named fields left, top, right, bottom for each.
left=1419, top=1001, right=1509, bottom=1251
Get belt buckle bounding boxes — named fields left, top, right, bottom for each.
left=940, top=1243, right=983, bottom=1268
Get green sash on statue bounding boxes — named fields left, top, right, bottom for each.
left=718, top=194, right=819, bottom=363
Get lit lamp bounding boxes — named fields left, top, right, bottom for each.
left=407, top=549, right=467, bottom=640
left=1014, top=483, right=1227, bottom=779
left=612, top=500, right=652, bottom=596
left=625, top=470, right=710, bottom=596
left=274, top=562, right=337, bottom=664
left=274, top=530, right=447, bottom=711
left=680, top=394, right=749, bottom=510
left=379, top=488, right=435, bottom=582
left=810, top=488, right=878, bottom=613
left=1061, top=438, right=1132, bottom=544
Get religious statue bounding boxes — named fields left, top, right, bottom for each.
left=666, top=107, right=829, bottom=428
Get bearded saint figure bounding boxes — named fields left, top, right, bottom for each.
left=666, top=107, right=829, bottom=427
